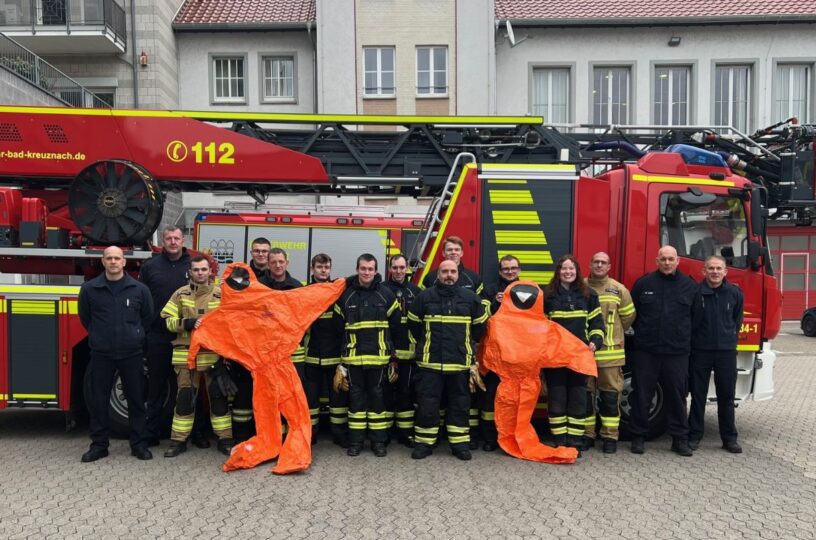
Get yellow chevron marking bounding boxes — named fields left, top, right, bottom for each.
left=519, top=271, right=554, bottom=283
left=487, top=179, right=528, bottom=185
left=492, top=211, right=540, bottom=225
left=499, top=250, right=553, bottom=264
left=495, top=230, right=548, bottom=245
left=489, top=190, right=534, bottom=205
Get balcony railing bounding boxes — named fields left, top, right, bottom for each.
left=0, top=32, right=110, bottom=107
left=0, top=0, right=126, bottom=50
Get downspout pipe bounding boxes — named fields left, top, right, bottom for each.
left=130, top=0, right=139, bottom=107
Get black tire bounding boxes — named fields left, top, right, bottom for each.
left=802, top=314, right=816, bottom=337
left=83, top=363, right=175, bottom=438
left=618, top=369, right=668, bottom=441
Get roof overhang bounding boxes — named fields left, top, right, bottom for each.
left=503, top=14, right=816, bottom=28
left=173, top=21, right=312, bottom=32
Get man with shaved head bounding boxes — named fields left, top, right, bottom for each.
left=629, top=245, right=697, bottom=456
left=407, top=259, right=489, bottom=461
left=78, top=246, right=154, bottom=462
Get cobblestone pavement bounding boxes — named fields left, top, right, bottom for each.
left=1, top=322, right=814, bottom=539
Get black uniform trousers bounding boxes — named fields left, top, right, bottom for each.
left=346, top=365, right=388, bottom=444
left=544, top=367, right=587, bottom=445
left=304, top=364, right=349, bottom=440
left=629, top=350, right=689, bottom=440
left=688, top=350, right=738, bottom=444
left=231, top=362, right=255, bottom=441
left=87, top=352, right=147, bottom=451
left=383, top=362, right=416, bottom=441
left=479, top=371, right=500, bottom=444
left=413, top=369, right=471, bottom=450
left=144, top=339, right=173, bottom=440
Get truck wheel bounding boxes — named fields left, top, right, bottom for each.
left=802, top=314, right=816, bottom=337
left=619, top=369, right=667, bottom=441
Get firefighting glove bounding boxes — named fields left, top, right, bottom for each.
left=387, top=362, right=398, bottom=384
left=469, top=362, right=486, bottom=393
left=333, top=365, right=349, bottom=392
left=210, top=359, right=238, bottom=397
left=183, top=317, right=198, bottom=331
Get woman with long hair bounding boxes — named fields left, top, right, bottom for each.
left=543, top=254, right=605, bottom=451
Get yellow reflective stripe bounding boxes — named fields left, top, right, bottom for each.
left=407, top=311, right=421, bottom=322
left=416, top=362, right=470, bottom=372
left=492, top=210, right=540, bottom=225
left=550, top=310, right=588, bottom=319
left=424, top=315, right=473, bottom=323
left=162, top=302, right=179, bottom=316
left=12, top=393, right=56, bottom=399
left=473, top=309, right=488, bottom=325
left=489, top=190, right=534, bottom=205
left=632, top=173, right=734, bottom=187
left=487, top=179, right=528, bottom=184
left=319, top=312, right=334, bottom=319
left=333, top=304, right=344, bottom=318
left=500, top=250, right=553, bottom=264
left=598, top=295, right=621, bottom=304
left=736, top=344, right=760, bottom=352
left=495, top=230, right=547, bottom=245
left=482, top=163, right=575, bottom=171
left=346, top=321, right=389, bottom=330
left=618, top=303, right=635, bottom=315
left=386, top=300, right=399, bottom=316
left=0, top=285, right=80, bottom=295
left=519, top=271, right=553, bottom=283
left=11, top=300, right=55, bottom=314
left=587, top=307, right=602, bottom=319
left=588, top=329, right=605, bottom=339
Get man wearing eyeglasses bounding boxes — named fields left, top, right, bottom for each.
left=584, top=252, right=635, bottom=454
left=478, top=255, right=521, bottom=451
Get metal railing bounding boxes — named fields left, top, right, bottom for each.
left=0, top=32, right=110, bottom=107
left=0, top=0, right=126, bottom=49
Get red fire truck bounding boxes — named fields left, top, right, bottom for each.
left=0, top=105, right=803, bottom=437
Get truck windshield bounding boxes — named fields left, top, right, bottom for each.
left=660, top=193, right=749, bottom=268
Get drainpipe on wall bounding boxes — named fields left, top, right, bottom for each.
left=307, top=20, right=320, bottom=204
left=130, top=0, right=139, bottom=108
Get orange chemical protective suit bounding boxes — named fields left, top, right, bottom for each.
left=478, top=281, right=598, bottom=464
left=188, top=262, right=345, bottom=475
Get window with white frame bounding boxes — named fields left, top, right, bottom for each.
left=262, top=56, right=295, bottom=101
left=775, top=64, right=811, bottom=123
left=417, top=46, right=447, bottom=95
left=714, top=65, right=751, bottom=132
left=363, top=47, right=395, bottom=97
left=654, top=65, right=690, bottom=126
left=593, top=66, right=630, bottom=124
left=212, top=56, right=245, bottom=103
left=531, top=68, right=569, bottom=123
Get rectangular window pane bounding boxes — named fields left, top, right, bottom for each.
left=783, top=273, right=805, bottom=291
left=594, top=67, right=629, bottom=124
left=262, top=57, right=294, bottom=100
left=417, top=48, right=429, bottom=71
left=381, top=48, right=394, bottom=72
left=365, top=47, right=395, bottom=96
left=715, top=65, right=750, bottom=132
left=782, top=235, right=809, bottom=250
left=775, top=64, right=810, bottom=122
left=532, top=68, right=569, bottom=123
left=213, top=57, right=245, bottom=101
left=434, top=47, right=446, bottom=71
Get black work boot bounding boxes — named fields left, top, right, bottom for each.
left=217, top=438, right=233, bottom=456
left=347, top=442, right=363, bottom=457
left=411, top=444, right=433, bottom=460
left=602, top=438, right=617, bottom=454
left=191, top=432, right=210, bottom=449
left=452, top=447, right=472, bottom=461
left=688, top=438, right=701, bottom=451
left=482, top=440, right=499, bottom=452
left=163, top=441, right=187, bottom=458
left=332, top=434, right=350, bottom=449
left=551, top=434, right=567, bottom=448
left=671, top=438, right=693, bottom=457
left=371, top=442, right=387, bottom=457
left=630, top=437, right=645, bottom=454
left=723, top=440, right=743, bottom=454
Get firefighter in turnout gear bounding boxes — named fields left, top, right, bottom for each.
left=336, top=254, right=401, bottom=457
left=421, top=236, right=488, bottom=446
left=161, top=255, right=233, bottom=457
left=409, top=260, right=489, bottom=461
left=479, top=254, right=521, bottom=452
left=383, top=254, right=421, bottom=447
left=303, top=253, right=349, bottom=447
left=585, top=252, right=636, bottom=454
left=543, top=255, right=605, bottom=453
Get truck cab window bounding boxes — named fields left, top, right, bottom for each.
left=660, top=193, right=749, bottom=268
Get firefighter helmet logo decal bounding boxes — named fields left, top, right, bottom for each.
left=166, top=140, right=188, bottom=163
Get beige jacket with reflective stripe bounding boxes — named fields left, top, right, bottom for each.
left=585, top=276, right=635, bottom=367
